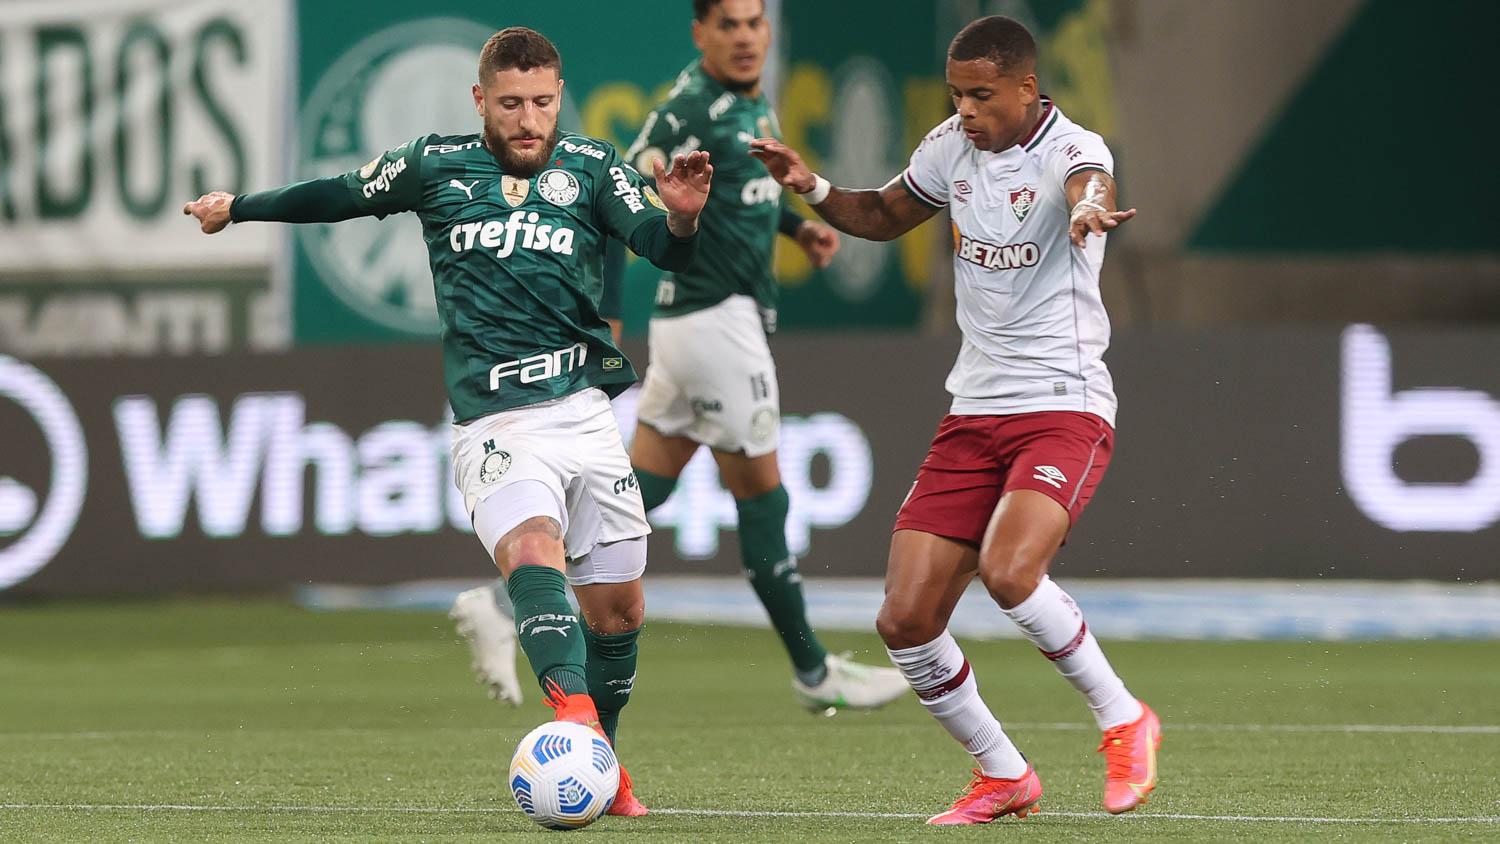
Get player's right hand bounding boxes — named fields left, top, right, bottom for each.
left=748, top=138, right=815, bottom=194
left=182, top=191, right=235, bottom=234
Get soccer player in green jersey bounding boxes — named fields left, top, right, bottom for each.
left=449, top=1, right=908, bottom=714
left=183, top=27, right=714, bottom=817
left=628, top=0, right=907, bottom=710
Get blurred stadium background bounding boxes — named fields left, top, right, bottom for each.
left=1, top=0, right=1497, bottom=839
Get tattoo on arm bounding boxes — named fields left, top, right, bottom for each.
left=810, top=178, right=939, bottom=242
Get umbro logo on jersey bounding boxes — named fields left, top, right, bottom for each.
left=448, top=179, right=480, bottom=200
left=954, top=180, right=973, bottom=204
left=449, top=211, right=575, bottom=259
left=955, top=232, right=1040, bottom=271
left=1032, top=465, right=1068, bottom=489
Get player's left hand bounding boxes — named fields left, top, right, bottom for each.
left=654, top=151, right=713, bottom=233
left=795, top=220, right=839, bottom=269
left=182, top=191, right=235, bottom=234
left=1068, top=205, right=1136, bottom=246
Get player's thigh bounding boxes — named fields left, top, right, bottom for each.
left=977, top=489, right=1070, bottom=605
left=564, top=392, right=652, bottom=582
left=711, top=448, right=781, bottom=499
left=634, top=368, right=696, bottom=464
left=630, top=419, right=699, bottom=479
left=877, top=529, right=979, bottom=649
left=451, top=414, right=570, bottom=572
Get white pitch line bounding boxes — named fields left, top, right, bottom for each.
left=5, top=721, right=1498, bottom=741
left=0, top=804, right=1497, bottom=825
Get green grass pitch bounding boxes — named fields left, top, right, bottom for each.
left=1, top=599, right=1497, bottom=841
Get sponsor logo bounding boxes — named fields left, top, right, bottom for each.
left=449, top=179, right=481, bottom=200
left=520, top=612, right=577, bottom=637
left=612, top=473, right=638, bottom=495
left=488, top=343, right=588, bottom=391
left=955, top=233, right=1041, bottom=271
left=709, top=92, right=735, bottom=120
left=558, top=140, right=606, bottom=160
left=740, top=175, right=782, bottom=205
left=360, top=156, right=407, bottom=198
left=690, top=398, right=723, bottom=414
left=1342, top=324, right=1500, bottom=532
left=655, top=279, right=676, bottom=306
left=0, top=357, right=88, bottom=590
left=500, top=176, right=530, bottom=207
left=608, top=167, right=644, bottom=213
left=537, top=169, right=580, bottom=206
left=1009, top=184, right=1037, bottom=223
left=424, top=140, right=483, bottom=156
left=449, top=211, right=576, bottom=259
left=1032, top=465, right=1067, bottom=490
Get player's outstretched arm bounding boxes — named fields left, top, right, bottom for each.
left=1065, top=170, right=1136, bottom=247
left=749, top=138, right=937, bottom=242
left=183, top=178, right=367, bottom=234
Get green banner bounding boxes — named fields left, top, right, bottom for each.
left=291, top=1, right=698, bottom=342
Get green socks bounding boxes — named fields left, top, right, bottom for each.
left=736, top=485, right=828, bottom=678
left=505, top=565, right=588, bottom=697
left=584, top=627, right=641, bottom=746
left=634, top=468, right=677, bottom=512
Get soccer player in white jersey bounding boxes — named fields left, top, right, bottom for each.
left=749, top=15, right=1158, bottom=824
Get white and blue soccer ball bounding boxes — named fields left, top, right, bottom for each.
left=508, top=721, right=619, bottom=829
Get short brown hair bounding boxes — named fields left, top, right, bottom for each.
left=948, top=16, right=1036, bottom=76
left=478, top=27, right=561, bottom=81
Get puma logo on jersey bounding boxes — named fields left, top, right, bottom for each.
left=448, top=179, right=480, bottom=200
left=955, top=232, right=1041, bottom=271
left=1032, top=465, right=1068, bottom=489
left=449, top=210, right=576, bottom=258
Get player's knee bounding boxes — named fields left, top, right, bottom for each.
left=876, top=600, right=944, bottom=650
left=589, top=601, right=644, bottom=635
left=496, top=516, right=564, bottom=574
left=978, top=547, right=1047, bottom=608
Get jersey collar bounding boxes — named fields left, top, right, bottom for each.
left=1016, top=95, right=1058, bottom=152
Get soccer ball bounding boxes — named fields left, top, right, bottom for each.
left=508, top=721, right=619, bottom=829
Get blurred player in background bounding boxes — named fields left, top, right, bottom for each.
left=750, top=15, right=1158, bottom=824
left=452, top=0, right=909, bottom=714
left=185, top=26, right=716, bottom=816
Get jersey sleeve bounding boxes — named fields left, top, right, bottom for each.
left=901, top=116, right=959, bottom=210
left=1044, top=130, right=1114, bottom=190
left=593, top=143, right=670, bottom=244
left=341, top=135, right=427, bottom=218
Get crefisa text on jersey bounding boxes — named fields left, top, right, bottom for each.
left=449, top=211, right=576, bottom=258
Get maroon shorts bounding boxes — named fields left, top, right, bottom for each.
left=893, top=411, right=1114, bottom=546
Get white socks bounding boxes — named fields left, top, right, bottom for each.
left=887, top=630, right=1028, bottom=779
left=1002, top=575, right=1142, bottom=730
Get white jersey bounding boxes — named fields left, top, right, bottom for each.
left=902, top=97, right=1118, bottom=426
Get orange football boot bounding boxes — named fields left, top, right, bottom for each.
left=926, top=766, right=1043, bottom=825
left=543, top=682, right=648, bottom=817
left=1099, top=700, right=1161, bottom=814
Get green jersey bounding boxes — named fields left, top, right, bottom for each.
left=238, top=132, right=685, bottom=422
left=626, top=62, right=797, bottom=329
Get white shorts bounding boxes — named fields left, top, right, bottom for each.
left=451, top=388, right=650, bottom=584
left=636, top=294, right=781, bottom=458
